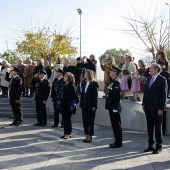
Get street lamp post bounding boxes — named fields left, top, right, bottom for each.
left=77, top=8, right=82, bottom=57
left=165, top=3, right=170, bottom=50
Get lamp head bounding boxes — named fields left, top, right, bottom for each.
left=77, top=8, right=82, bottom=15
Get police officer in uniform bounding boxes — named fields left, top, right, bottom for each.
left=34, top=70, right=50, bottom=127
left=9, top=67, right=23, bottom=126
left=105, top=66, right=122, bottom=148
left=51, top=69, right=65, bottom=127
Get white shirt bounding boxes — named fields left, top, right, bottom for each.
left=85, top=82, right=90, bottom=93
left=152, top=73, right=159, bottom=83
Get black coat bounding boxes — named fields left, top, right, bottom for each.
left=51, top=77, right=65, bottom=101
left=105, top=78, right=121, bottom=111
left=157, top=59, right=169, bottom=72
left=45, top=66, right=52, bottom=79
left=142, top=75, right=167, bottom=111
left=9, top=76, right=22, bottom=103
left=73, top=63, right=84, bottom=82
left=58, top=83, right=77, bottom=113
left=63, top=66, right=74, bottom=74
left=35, top=79, right=50, bottom=102
left=80, top=81, right=99, bottom=110
left=84, top=59, right=97, bottom=73
left=34, top=65, right=45, bottom=75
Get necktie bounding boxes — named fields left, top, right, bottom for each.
left=149, top=77, right=154, bottom=88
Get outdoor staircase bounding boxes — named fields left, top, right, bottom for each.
left=0, top=97, right=51, bottom=118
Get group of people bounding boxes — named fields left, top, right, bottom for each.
left=0, top=50, right=169, bottom=153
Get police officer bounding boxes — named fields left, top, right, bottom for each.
left=105, top=66, right=122, bottom=148
left=34, top=70, right=50, bottom=127
left=51, top=69, right=65, bottom=127
left=9, top=67, right=23, bottom=126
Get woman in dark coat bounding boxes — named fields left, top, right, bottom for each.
left=157, top=51, right=169, bottom=72
left=80, top=69, right=99, bottom=143
left=58, top=72, right=77, bottom=139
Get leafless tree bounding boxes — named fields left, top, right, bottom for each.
left=120, top=2, right=169, bottom=59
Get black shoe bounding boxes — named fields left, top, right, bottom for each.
left=60, top=125, right=64, bottom=128
left=144, top=147, right=155, bottom=152
left=34, top=123, right=42, bottom=126
left=41, top=124, right=46, bottom=127
left=9, top=122, right=16, bottom=126
left=51, top=125, right=58, bottom=128
left=83, top=138, right=88, bottom=143
left=152, top=148, right=162, bottom=154
left=60, top=135, right=66, bottom=139
left=109, top=143, right=122, bottom=148
left=16, top=122, right=22, bottom=126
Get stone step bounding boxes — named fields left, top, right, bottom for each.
left=0, top=103, right=36, bottom=108
left=0, top=107, right=37, bottom=113
left=0, top=112, right=53, bottom=118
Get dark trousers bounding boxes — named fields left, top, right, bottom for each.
left=53, top=100, right=59, bottom=125
left=162, top=111, right=166, bottom=135
left=36, top=101, right=47, bottom=125
left=75, top=80, right=81, bottom=95
left=82, top=109, right=96, bottom=136
left=109, top=110, right=122, bottom=145
left=145, top=110, right=163, bottom=149
left=11, top=102, right=23, bottom=123
left=62, top=111, right=72, bottom=135
left=25, top=87, right=33, bottom=96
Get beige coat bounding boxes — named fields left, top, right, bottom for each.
left=24, top=65, right=35, bottom=87
left=100, top=63, right=114, bottom=83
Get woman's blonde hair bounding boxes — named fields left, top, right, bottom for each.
left=65, top=72, right=75, bottom=84
left=86, top=69, right=94, bottom=82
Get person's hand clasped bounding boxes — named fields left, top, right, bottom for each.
left=43, top=100, right=46, bottom=104
left=92, top=107, right=96, bottom=111
left=158, top=109, right=163, bottom=116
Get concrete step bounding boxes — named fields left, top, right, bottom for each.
left=0, top=112, right=53, bottom=118
left=0, top=107, right=37, bottom=113
left=0, top=103, right=36, bottom=108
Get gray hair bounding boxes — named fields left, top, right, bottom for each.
left=27, top=59, right=32, bottom=64
left=151, top=63, right=160, bottom=72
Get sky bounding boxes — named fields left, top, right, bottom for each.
left=0, top=0, right=170, bottom=63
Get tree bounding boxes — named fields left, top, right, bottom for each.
left=16, top=27, right=77, bottom=65
left=99, top=48, right=131, bottom=65
left=1, top=50, right=19, bottom=64
left=121, top=3, right=169, bottom=59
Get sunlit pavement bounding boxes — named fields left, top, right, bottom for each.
left=0, top=118, right=170, bottom=170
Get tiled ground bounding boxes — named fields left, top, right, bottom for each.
left=0, top=118, right=170, bottom=170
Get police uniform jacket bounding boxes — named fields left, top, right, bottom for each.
left=9, top=76, right=22, bottom=103
left=51, top=77, right=65, bottom=101
left=105, top=78, right=121, bottom=111
left=35, top=79, right=50, bottom=102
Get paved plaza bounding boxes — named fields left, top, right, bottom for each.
left=0, top=117, right=170, bottom=170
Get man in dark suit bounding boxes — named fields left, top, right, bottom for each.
left=105, top=66, right=122, bottom=148
left=34, top=70, right=50, bottom=127
left=9, top=67, right=23, bottom=126
left=44, top=60, right=52, bottom=80
left=63, top=60, right=74, bottom=73
left=74, top=57, right=83, bottom=95
left=51, top=69, right=65, bottom=127
left=159, top=61, right=170, bottom=135
left=142, top=63, right=167, bottom=154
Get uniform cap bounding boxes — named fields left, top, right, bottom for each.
left=39, top=70, right=46, bottom=75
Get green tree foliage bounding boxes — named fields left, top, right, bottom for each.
left=1, top=51, right=19, bottom=64
left=16, top=27, right=77, bottom=65
left=165, top=50, right=170, bottom=62
left=99, top=48, right=131, bottom=65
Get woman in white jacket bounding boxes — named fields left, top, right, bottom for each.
left=122, top=55, right=136, bottom=73
left=0, top=63, right=11, bottom=97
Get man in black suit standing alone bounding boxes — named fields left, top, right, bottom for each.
left=142, top=63, right=167, bottom=154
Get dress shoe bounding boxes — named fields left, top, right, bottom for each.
left=16, top=122, right=22, bottom=126
left=152, top=148, right=162, bottom=154
left=34, top=123, right=42, bottom=126
left=144, top=147, right=155, bottom=152
left=41, top=124, right=46, bottom=127
left=60, top=125, right=64, bottom=128
left=83, top=138, right=88, bottom=142
left=9, top=122, right=16, bottom=126
left=64, top=135, right=72, bottom=139
left=51, top=125, right=58, bottom=128
left=60, top=134, right=66, bottom=139
left=109, top=143, right=122, bottom=148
